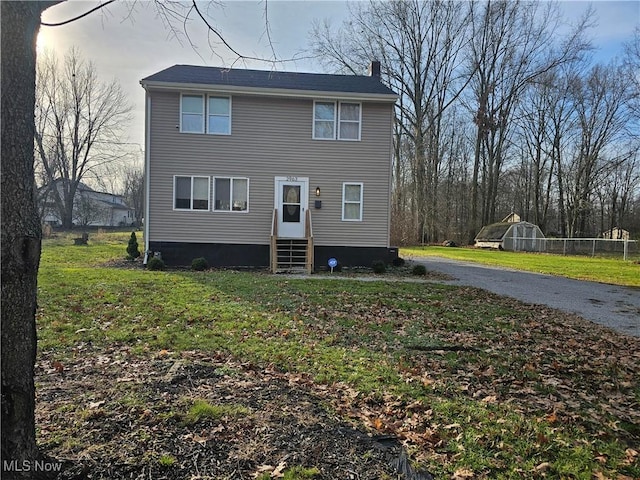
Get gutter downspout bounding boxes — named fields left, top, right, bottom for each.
left=143, top=88, right=151, bottom=265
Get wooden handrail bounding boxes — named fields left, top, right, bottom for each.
left=305, top=208, right=313, bottom=239
left=270, top=209, right=278, bottom=273
left=271, top=208, right=278, bottom=238
left=305, top=209, right=313, bottom=273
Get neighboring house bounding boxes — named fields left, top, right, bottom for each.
left=475, top=221, right=545, bottom=252
left=501, top=212, right=521, bottom=223
left=140, top=63, right=398, bottom=271
left=602, top=227, right=630, bottom=240
left=40, top=180, right=136, bottom=227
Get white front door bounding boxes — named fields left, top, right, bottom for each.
left=275, top=177, right=308, bottom=238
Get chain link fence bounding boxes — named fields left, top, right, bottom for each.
left=515, top=238, right=639, bottom=261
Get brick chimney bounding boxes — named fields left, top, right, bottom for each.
left=368, top=60, right=381, bottom=78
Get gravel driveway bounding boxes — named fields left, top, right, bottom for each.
left=409, top=256, right=640, bottom=338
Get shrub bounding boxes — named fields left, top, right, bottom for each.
left=146, top=257, right=165, bottom=271
left=392, top=257, right=405, bottom=267
left=126, top=232, right=140, bottom=260
left=372, top=260, right=386, bottom=274
left=191, top=257, right=209, bottom=271
left=412, top=264, right=427, bottom=276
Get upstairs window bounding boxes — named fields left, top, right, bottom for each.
left=180, top=94, right=231, bottom=134
left=181, top=95, right=205, bottom=133
left=342, top=182, right=363, bottom=221
left=214, top=177, right=249, bottom=212
left=338, top=103, right=361, bottom=140
left=208, top=96, right=231, bottom=134
left=313, top=101, right=361, bottom=141
left=313, top=101, right=336, bottom=139
left=174, top=176, right=210, bottom=210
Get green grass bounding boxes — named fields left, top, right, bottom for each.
left=157, top=454, right=176, bottom=467
left=184, top=399, right=250, bottom=424
left=402, top=246, right=640, bottom=287
left=255, top=466, right=320, bottom=480
left=36, top=233, right=640, bottom=479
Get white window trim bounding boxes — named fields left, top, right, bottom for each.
left=342, top=182, right=363, bottom=221
left=207, top=95, right=232, bottom=135
left=312, top=100, right=336, bottom=140
left=338, top=102, right=362, bottom=141
left=173, top=175, right=210, bottom=211
left=180, top=94, right=205, bottom=134
left=213, top=176, right=250, bottom=213
left=313, top=101, right=362, bottom=141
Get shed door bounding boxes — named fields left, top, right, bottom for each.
left=275, top=177, right=308, bottom=238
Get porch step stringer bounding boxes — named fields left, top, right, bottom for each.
left=270, top=208, right=314, bottom=274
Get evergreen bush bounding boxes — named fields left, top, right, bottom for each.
left=412, top=264, right=427, bottom=276
left=191, top=257, right=209, bottom=271
left=146, top=257, right=165, bottom=271
left=126, top=232, right=140, bottom=260
left=372, top=260, right=386, bottom=274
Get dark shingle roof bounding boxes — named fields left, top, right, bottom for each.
left=141, top=64, right=397, bottom=97
left=475, top=223, right=513, bottom=241
left=475, top=221, right=541, bottom=241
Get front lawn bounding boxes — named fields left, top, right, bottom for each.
left=35, top=233, right=640, bottom=479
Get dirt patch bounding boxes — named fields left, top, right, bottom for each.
left=36, top=348, right=419, bottom=479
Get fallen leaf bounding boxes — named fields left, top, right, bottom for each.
left=534, top=462, right=551, bottom=472
left=623, top=448, right=638, bottom=466
left=273, top=461, right=287, bottom=478
left=536, top=433, right=549, bottom=445
left=373, top=417, right=384, bottom=430
left=52, top=361, right=64, bottom=374
left=88, top=400, right=105, bottom=409
left=192, top=433, right=207, bottom=445
left=453, top=468, right=474, bottom=479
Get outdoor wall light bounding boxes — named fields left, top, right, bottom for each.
left=315, top=187, right=321, bottom=196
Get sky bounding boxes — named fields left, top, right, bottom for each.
left=38, top=0, right=640, bottom=154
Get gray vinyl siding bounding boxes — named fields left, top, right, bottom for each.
left=147, top=90, right=393, bottom=247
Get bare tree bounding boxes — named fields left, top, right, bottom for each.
left=73, top=193, right=109, bottom=227
left=34, top=47, right=132, bottom=229
left=597, top=151, right=639, bottom=236
left=122, top=164, right=145, bottom=226
left=466, top=0, right=591, bottom=241
left=623, top=27, right=640, bottom=126
left=564, top=63, right=632, bottom=237
left=311, top=0, right=473, bottom=243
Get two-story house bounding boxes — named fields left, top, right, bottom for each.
left=140, top=63, right=398, bottom=271
left=40, top=179, right=136, bottom=228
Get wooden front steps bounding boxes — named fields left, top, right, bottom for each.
left=270, top=208, right=314, bottom=274
left=274, top=238, right=309, bottom=272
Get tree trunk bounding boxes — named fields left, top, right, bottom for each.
left=1, top=2, right=60, bottom=478
left=469, top=123, right=483, bottom=244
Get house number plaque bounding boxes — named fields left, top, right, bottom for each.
left=286, top=176, right=298, bottom=181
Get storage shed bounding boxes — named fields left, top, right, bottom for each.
left=475, top=221, right=545, bottom=252
left=602, top=227, right=630, bottom=240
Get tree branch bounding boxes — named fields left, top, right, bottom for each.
left=41, top=0, right=116, bottom=26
